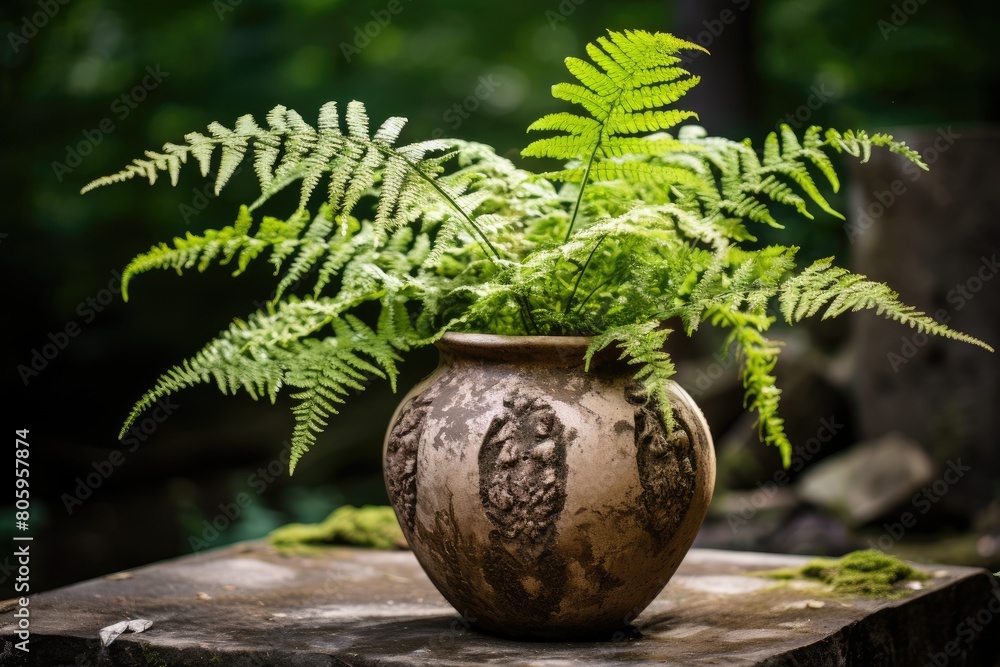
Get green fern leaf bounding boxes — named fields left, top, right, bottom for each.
left=522, top=29, right=706, bottom=237
left=780, top=258, right=994, bottom=352
left=585, top=321, right=678, bottom=432
left=709, top=306, right=792, bottom=467
left=119, top=300, right=404, bottom=474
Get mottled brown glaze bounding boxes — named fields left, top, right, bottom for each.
left=626, top=383, right=697, bottom=540
left=384, top=397, right=430, bottom=533
left=382, top=333, right=716, bottom=640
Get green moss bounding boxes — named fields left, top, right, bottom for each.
left=267, top=505, right=405, bottom=551
left=760, top=567, right=799, bottom=580
left=758, top=549, right=929, bottom=598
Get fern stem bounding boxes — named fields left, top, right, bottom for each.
left=563, top=234, right=608, bottom=314
left=371, top=143, right=504, bottom=263
left=562, top=82, right=625, bottom=243
left=571, top=274, right=616, bottom=316
left=517, top=295, right=538, bottom=335
left=399, top=146, right=544, bottom=334
left=564, top=150, right=598, bottom=243
left=370, top=142, right=538, bottom=333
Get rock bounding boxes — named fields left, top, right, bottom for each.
left=796, top=432, right=935, bottom=526
left=697, top=504, right=853, bottom=557
left=700, top=486, right=798, bottom=551
left=762, top=509, right=854, bottom=556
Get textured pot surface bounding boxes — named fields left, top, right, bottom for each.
left=383, top=333, right=716, bottom=640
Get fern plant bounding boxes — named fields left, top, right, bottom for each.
left=84, top=29, right=992, bottom=471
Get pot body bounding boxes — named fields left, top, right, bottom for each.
left=382, top=333, right=715, bottom=640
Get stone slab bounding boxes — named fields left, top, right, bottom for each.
left=2, top=543, right=999, bottom=666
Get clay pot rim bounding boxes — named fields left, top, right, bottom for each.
left=437, top=332, right=612, bottom=366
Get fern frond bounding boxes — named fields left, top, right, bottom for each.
left=84, top=103, right=509, bottom=270
left=584, top=321, right=677, bottom=432
left=708, top=306, right=792, bottom=467
left=522, top=29, right=705, bottom=238
left=119, top=300, right=404, bottom=474
left=119, top=205, right=306, bottom=301
left=550, top=160, right=703, bottom=187
left=118, top=205, right=369, bottom=303
left=649, top=124, right=927, bottom=232
left=679, top=250, right=729, bottom=331
left=118, top=309, right=302, bottom=435
left=272, top=209, right=337, bottom=301
left=780, top=258, right=994, bottom=351
left=824, top=128, right=927, bottom=169
left=285, top=317, right=402, bottom=471
left=523, top=30, right=704, bottom=169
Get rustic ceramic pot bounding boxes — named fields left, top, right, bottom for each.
left=382, top=333, right=716, bottom=640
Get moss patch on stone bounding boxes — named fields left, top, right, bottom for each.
left=758, top=549, right=929, bottom=598
left=268, top=505, right=406, bottom=552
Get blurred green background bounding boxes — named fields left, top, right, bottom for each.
left=2, top=0, right=998, bottom=591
